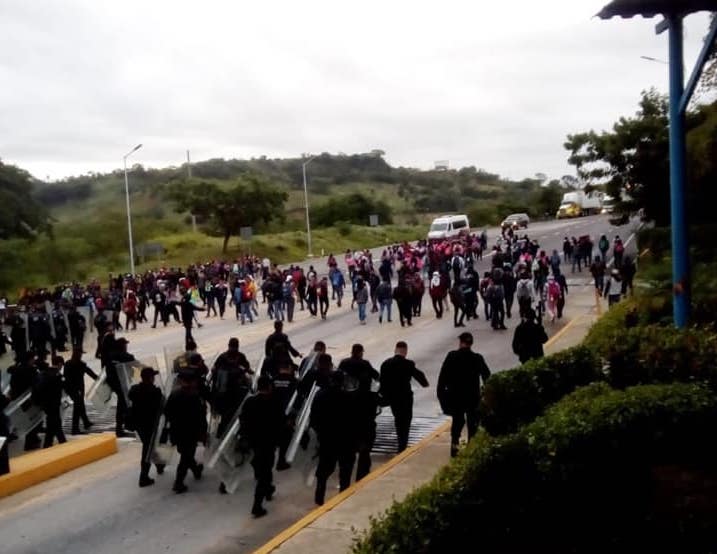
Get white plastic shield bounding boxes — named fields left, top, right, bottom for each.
left=3, top=390, right=44, bottom=438
left=86, top=369, right=114, bottom=416
left=286, top=382, right=318, bottom=464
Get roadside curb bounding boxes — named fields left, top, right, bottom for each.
left=0, top=433, right=117, bottom=499
left=251, top=421, right=451, bottom=554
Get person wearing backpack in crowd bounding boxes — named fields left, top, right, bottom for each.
left=598, top=234, right=610, bottom=262
left=451, top=252, right=463, bottom=285
left=429, top=271, right=446, bottom=319
left=502, top=263, right=516, bottom=319
left=282, top=276, right=296, bottom=323
left=306, top=275, right=319, bottom=318
left=123, top=292, right=138, bottom=331
left=204, top=279, right=217, bottom=318
left=368, top=271, right=381, bottom=314
left=338, top=344, right=380, bottom=482
left=34, top=355, right=67, bottom=448
left=150, top=286, right=167, bottom=328
left=240, top=279, right=255, bottom=324
left=463, top=269, right=479, bottom=321
left=330, top=267, right=345, bottom=307
left=512, top=308, right=548, bottom=364
left=613, top=236, right=625, bottom=269
left=449, top=280, right=467, bottom=328
left=571, top=237, right=582, bottom=273
left=376, top=278, right=393, bottom=324
left=563, top=237, right=573, bottom=263
left=318, top=276, right=330, bottom=320
left=549, top=249, right=561, bottom=277
left=479, top=272, right=492, bottom=321
left=128, top=366, right=164, bottom=488
left=546, top=275, right=561, bottom=323
left=240, top=375, right=283, bottom=518
left=355, top=278, right=369, bottom=325
left=516, top=271, right=535, bottom=319
left=487, top=274, right=507, bottom=330
left=621, top=256, right=636, bottom=296
left=603, top=268, right=623, bottom=307
left=437, top=332, right=491, bottom=458
left=590, top=256, right=606, bottom=292
left=63, top=348, right=97, bottom=435
left=392, top=278, right=412, bottom=327
left=555, top=271, right=568, bottom=319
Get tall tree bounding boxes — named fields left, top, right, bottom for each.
left=0, top=160, right=51, bottom=239
left=168, top=174, right=288, bottom=253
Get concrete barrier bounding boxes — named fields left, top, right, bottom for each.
left=0, top=433, right=117, bottom=499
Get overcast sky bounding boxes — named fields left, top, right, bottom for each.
left=0, top=1, right=712, bottom=182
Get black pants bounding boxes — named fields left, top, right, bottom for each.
left=251, top=448, right=275, bottom=509
left=398, top=302, right=412, bottom=326
left=184, top=326, right=194, bottom=351
left=68, top=388, right=91, bottom=430
left=505, top=293, right=514, bottom=318
left=319, top=297, right=329, bottom=319
left=451, top=407, right=479, bottom=445
left=557, top=296, right=565, bottom=319
left=71, top=331, right=84, bottom=350
left=43, top=408, right=67, bottom=448
left=108, top=381, right=127, bottom=432
left=277, top=421, right=294, bottom=464
left=355, top=425, right=376, bottom=482
left=315, top=445, right=355, bottom=504
left=175, top=440, right=199, bottom=486
left=453, top=303, right=465, bottom=327
left=431, top=297, right=443, bottom=318
left=138, top=428, right=154, bottom=479
left=217, top=299, right=226, bottom=318
left=152, top=305, right=166, bottom=327
left=308, top=297, right=318, bottom=316
left=206, top=299, right=217, bottom=317
left=490, top=301, right=504, bottom=329
left=518, top=297, right=532, bottom=319
left=390, top=397, right=413, bottom=452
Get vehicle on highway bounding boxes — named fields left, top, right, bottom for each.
left=601, top=195, right=615, bottom=214
left=556, top=191, right=602, bottom=219
left=500, top=213, right=530, bottom=232
left=427, top=214, right=470, bottom=241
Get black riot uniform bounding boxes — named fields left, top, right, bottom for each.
left=264, top=321, right=301, bottom=359
left=379, top=349, right=429, bottom=453
left=67, top=307, right=87, bottom=350
left=211, top=340, right=252, bottom=437
left=437, top=333, right=491, bottom=457
left=128, top=368, right=164, bottom=487
left=34, top=357, right=67, bottom=448
left=272, top=362, right=298, bottom=470
left=240, top=377, right=283, bottom=518
left=311, top=370, right=357, bottom=505
left=63, top=352, right=98, bottom=433
left=337, top=345, right=379, bottom=482
left=164, top=375, right=207, bottom=494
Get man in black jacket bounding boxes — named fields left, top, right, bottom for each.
left=379, top=342, right=429, bottom=452
left=264, top=321, right=302, bottom=360
left=211, top=338, right=252, bottom=437
left=511, top=308, right=548, bottom=364
left=67, top=306, right=86, bottom=351
left=179, top=293, right=203, bottom=351
left=338, top=344, right=380, bottom=481
left=37, top=356, right=67, bottom=448
left=128, top=366, right=164, bottom=487
left=105, top=335, right=134, bottom=437
left=164, top=372, right=207, bottom=494
left=240, top=376, right=283, bottom=518
left=437, top=332, right=491, bottom=457
left=63, top=348, right=98, bottom=434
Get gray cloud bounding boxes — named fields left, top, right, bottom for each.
left=0, top=0, right=711, bottom=181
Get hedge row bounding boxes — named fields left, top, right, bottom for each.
left=353, top=382, right=717, bottom=553
left=479, top=345, right=603, bottom=435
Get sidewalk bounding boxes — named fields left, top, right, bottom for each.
left=249, top=277, right=605, bottom=554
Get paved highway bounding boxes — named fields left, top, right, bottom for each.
left=0, top=215, right=637, bottom=554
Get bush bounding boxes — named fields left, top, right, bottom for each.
left=336, top=221, right=352, bottom=236
left=354, top=382, right=717, bottom=554
left=480, top=346, right=603, bottom=435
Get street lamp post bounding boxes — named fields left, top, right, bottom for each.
left=302, top=156, right=315, bottom=257
left=123, top=143, right=143, bottom=275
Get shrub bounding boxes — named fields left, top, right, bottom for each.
left=336, top=221, right=352, bottom=236
left=480, top=345, right=603, bottom=435
left=354, top=382, right=717, bottom=554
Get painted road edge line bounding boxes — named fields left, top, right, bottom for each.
left=252, top=420, right=452, bottom=554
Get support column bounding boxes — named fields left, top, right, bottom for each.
left=667, top=14, right=690, bottom=328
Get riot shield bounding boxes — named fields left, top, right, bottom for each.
left=251, top=355, right=264, bottom=392
left=285, top=382, right=318, bottom=464
left=3, top=390, right=44, bottom=439
left=86, top=368, right=114, bottom=416
left=298, top=352, right=318, bottom=381
left=143, top=396, right=175, bottom=467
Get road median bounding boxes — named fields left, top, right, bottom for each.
left=0, top=433, right=117, bottom=499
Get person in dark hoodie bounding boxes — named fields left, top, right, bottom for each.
left=511, top=308, right=548, bottom=364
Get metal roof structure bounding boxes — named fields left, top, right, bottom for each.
left=598, top=0, right=717, bottom=19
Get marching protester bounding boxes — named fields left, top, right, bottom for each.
left=604, top=268, right=623, bottom=307
left=180, top=292, right=204, bottom=351
left=511, top=308, right=548, bottom=364
left=240, top=375, right=283, bottom=518
left=128, top=366, right=164, bottom=487
left=355, top=278, right=369, bottom=325
left=376, top=278, right=393, bottom=324
left=63, top=348, right=98, bottom=434
left=379, top=342, right=429, bottom=453
left=164, top=371, right=206, bottom=494
left=437, top=332, right=491, bottom=458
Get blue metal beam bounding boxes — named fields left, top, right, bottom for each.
left=668, top=14, right=690, bottom=328
left=679, top=16, right=717, bottom=115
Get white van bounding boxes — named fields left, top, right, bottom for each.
left=427, top=214, right=470, bottom=241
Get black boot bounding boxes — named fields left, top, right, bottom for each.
left=315, top=479, right=327, bottom=506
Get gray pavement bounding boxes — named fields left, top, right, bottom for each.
left=0, top=215, right=638, bottom=554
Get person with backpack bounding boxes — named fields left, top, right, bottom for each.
left=502, top=263, right=516, bottom=319
left=563, top=237, right=573, bottom=263
left=376, top=278, right=393, bottom=323
left=479, top=272, right=493, bottom=321
left=204, top=280, right=217, bottom=318
left=355, top=278, right=370, bottom=325
left=546, top=275, right=561, bottom=323
left=318, top=276, right=330, bottom=320
left=603, top=269, right=623, bottom=307
left=613, top=237, right=625, bottom=268
left=516, top=271, right=535, bottom=319
left=429, top=271, right=446, bottom=319
left=451, top=253, right=464, bottom=285
left=449, top=280, right=467, bottom=328
left=306, top=275, right=319, bottom=318
left=487, top=276, right=507, bottom=330
left=282, top=276, right=296, bottom=323
left=330, top=267, right=346, bottom=307
left=239, top=280, right=255, bottom=324
left=512, top=308, right=548, bottom=364
left=598, top=234, right=610, bottom=262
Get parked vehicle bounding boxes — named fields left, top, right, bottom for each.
left=556, top=191, right=602, bottom=218
left=500, top=213, right=530, bottom=232
left=427, top=214, right=470, bottom=241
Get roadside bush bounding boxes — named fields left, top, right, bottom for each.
left=480, top=345, right=603, bottom=435
left=354, top=382, right=717, bottom=554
